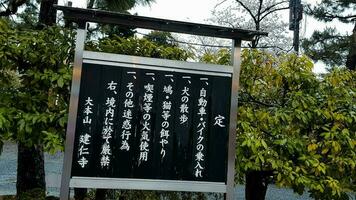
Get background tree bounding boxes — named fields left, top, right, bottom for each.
left=0, top=19, right=74, bottom=198
left=209, top=0, right=291, bottom=53
left=302, top=0, right=356, bottom=70
left=0, top=0, right=27, bottom=16
left=202, top=49, right=356, bottom=200
left=1, top=0, right=63, bottom=197
left=174, top=0, right=292, bottom=64
left=86, top=0, right=155, bottom=38
left=0, top=67, right=20, bottom=154
left=87, top=0, right=152, bottom=10
left=143, top=31, right=178, bottom=47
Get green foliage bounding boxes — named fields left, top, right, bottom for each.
left=305, top=1, right=355, bottom=23
left=86, top=35, right=192, bottom=61
left=0, top=68, right=20, bottom=153
left=303, top=1, right=355, bottom=69
left=14, top=1, right=39, bottom=29
left=86, top=0, right=155, bottom=38
left=95, top=23, right=137, bottom=38
left=144, top=31, right=178, bottom=47
left=203, top=49, right=356, bottom=199
left=16, top=188, right=46, bottom=200
left=88, top=0, right=154, bottom=11
left=200, top=48, right=231, bottom=65
left=0, top=19, right=74, bottom=153
left=302, top=28, right=351, bottom=68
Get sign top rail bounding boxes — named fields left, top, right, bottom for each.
left=55, top=5, right=268, bottom=41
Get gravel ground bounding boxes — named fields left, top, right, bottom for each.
left=0, top=142, right=321, bottom=199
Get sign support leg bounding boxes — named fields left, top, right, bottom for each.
left=225, top=39, right=242, bottom=200
left=60, top=24, right=87, bottom=200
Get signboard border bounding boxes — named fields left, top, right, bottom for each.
left=61, top=29, right=237, bottom=196
left=64, top=49, right=234, bottom=193
left=70, top=177, right=227, bottom=193
left=60, top=22, right=244, bottom=200
left=60, top=27, right=86, bottom=200
left=60, top=28, right=241, bottom=200
left=83, top=51, right=233, bottom=75
left=226, top=39, right=241, bottom=200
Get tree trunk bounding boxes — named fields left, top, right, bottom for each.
left=38, top=0, right=58, bottom=26
left=74, top=188, right=87, bottom=200
left=245, top=170, right=272, bottom=200
left=346, top=22, right=356, bottom=71
left=16, top=142, right=46, bottom=198
left=15, top=0, right=59, bottom=198
left=88, top=0, right=95, bottom=9
left=95, top=189, right=107, bottom=200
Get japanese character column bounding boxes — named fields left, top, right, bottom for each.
left=95, top=66, right=121, bottom=177
left=191, top=77, right=211, bottom=180
left=135, top=72, right=156, bottom=178
left=153, top=73, right=177, bottom=179
left=174, top=75, right=195, bottom=179
left=114, top=70, right=139, bottom=178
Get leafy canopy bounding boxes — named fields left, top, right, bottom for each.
left=305, top=0, right=355, bottom=23
left=202, top=49, right=356, bottom=200
left=302, top=1, right=356, bottom=70
left=0, top=19, right=74, bottom=152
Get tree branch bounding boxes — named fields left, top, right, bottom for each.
left=235, top=0, right=258, bottom=24
left=87, top=0, right=95, bottom=9
left=260, top=6, right=290, bottom=21
left=0, top=2, right=7, bottom=10
left=257, top=44, right=293, bottom=52
left=248, top=123, right=275, bottom=138
left=323, top=13, right=356, bottom=21
left=307, top=5, right=356, bottom=22
left=244, top=92, right=278, bottom=107
left=0, top=9, right=11, bottom=16
left=214, top=0, right=229, bottom=9
left=260, top=1, right=289, bottom=16
left=215, top=19, right=236, bottom=28
left=0, top=0, right=27, bottom=17
left=257, top=0, right=263, bottom=22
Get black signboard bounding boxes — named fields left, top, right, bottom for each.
left=71, top=52, right=232, bottom=183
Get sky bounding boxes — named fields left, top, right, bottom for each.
left=62, top=0, right=353, bottom=73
